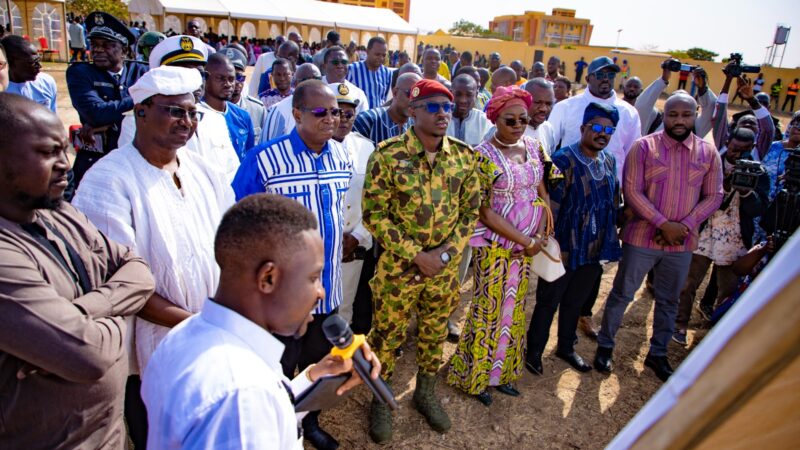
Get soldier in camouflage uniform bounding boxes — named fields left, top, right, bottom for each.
left=362, top=79, right=481, bottom=443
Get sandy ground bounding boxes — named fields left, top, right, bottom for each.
left=43, top=62, right=790, bottom=449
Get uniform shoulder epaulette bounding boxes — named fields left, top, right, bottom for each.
left=376, top=134, right=405, bottom=150
left=245, top=95, right=264, bottom=106
left=446, top=136, right=470, bottom=148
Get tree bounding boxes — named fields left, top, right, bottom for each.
left=67, top=0, right=129, bottom=20
left=686, top=47, right=718, bottom=61
left=667, top=49, right=690, bottom=59
left=449, top=19, right=488, bottom=37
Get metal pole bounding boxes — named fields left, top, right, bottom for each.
left=5, top=0, right=13, bottom=34
left=615, top=29, right=622, bottom=51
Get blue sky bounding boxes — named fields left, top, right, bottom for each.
left=409, top=0, right=800, bottom=68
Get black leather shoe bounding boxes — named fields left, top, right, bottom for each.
left=644, top=353, right=674, bottom=382
left=303, top=421, right=339, bottom=450
left=447, top=320, right=461, bottom=343
left=475, top=390, right=492, bottom=406
left=525, top=354, right=543, bottom=375
left=594, top=346, right=614, bottom=373
left=495, top=383, right=520, bottom=397
left=555, top=350, right=592, bottom=373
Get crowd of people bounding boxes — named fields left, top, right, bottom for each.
left=0, top=9, right=798, bottom=449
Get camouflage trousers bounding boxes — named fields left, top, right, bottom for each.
left=368, top=252, right=462, bottom=379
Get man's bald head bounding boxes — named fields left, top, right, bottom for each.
left=396, top=72, right=422, bottom=91
left=292, top=79, right=331, bottom=109
left=398, top=62, right=422, bottom=77
left=206, top=52, right=233, bottom=71
left=287, top=32, right=302, bottom=44
left=664, top=92, right=697, bottom=113
left=293, top=63, right=321, bottom=86
left=0, top=92, right=44, bottom=149
left=531, top=62, right=546, bottom=78
left=278, top=41, right=299, bottom=61
left=509, top=60, right=524, bottom=77
left=491, top=66, right=517, bottom=94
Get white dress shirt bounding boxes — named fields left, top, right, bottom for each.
left=446, top=108, right=493, bottom=147
left=143, top=299, right=313, bottom=450
left=548, top=88, right=641, bottom=180
left=118, top=103, right=241, bottom=182
left=72, top=143, right=235, bottom=371
left=524, top=120, right=556, bottom=156
left=339, top=132, right=375, bottom=322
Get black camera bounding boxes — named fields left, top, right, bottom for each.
left=726, top=53, right=761, bottom=77
left=731, top=159, right=766, bottom=192
left=662, top=59, right=683, bottom=72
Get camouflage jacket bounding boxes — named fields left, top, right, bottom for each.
left=362, top=127, right=481, bottom=271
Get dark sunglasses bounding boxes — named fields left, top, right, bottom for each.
left=593, top=71, right=617, bottom=80
left=155, top=104, right=204, bottom=122
left=341, top=110, right=356, bottom=120
left=589, top=123, right=615, bottom=134
left=414, top=102, right=454, bottom=114
left=329, top=59, right=349, bottom=66
left=235, top=73, right=246, bottom=83
left=503, top=116, right=529, bottom=127
left=300, top=107, right=342, bottom=118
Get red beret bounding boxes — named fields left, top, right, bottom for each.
left=409, top=79, right=454, bottom=102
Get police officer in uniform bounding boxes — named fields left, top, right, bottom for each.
left=66, top=11, right=148, bottom=188
left=222, top=44, right=267, bottom=143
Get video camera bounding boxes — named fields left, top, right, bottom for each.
left=731, top=159, right=766, bottom=192
left=662, top=59, right=697, bottom=73
left=726, top=53, right=760, bottom=77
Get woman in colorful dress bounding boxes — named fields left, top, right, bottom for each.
left=525, top=102, right=622, bottom=375
left=448, top=86, right=549, bottom=406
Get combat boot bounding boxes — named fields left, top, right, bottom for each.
left=412, top=373, right=451, bottom=433
left=369, top=395, right=393, bottom=444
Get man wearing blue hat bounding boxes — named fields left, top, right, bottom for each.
left=546, top=55, right=641, bottom=339
left=66, top=11, right=148, bottom=189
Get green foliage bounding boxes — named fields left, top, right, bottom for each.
left=67, top=0, right=129, bottom=20
left=448, top=19, right=488, bottom=37
left=666, top=49, right=690, bottom=59
left=686, top=47, right=718, bottom=61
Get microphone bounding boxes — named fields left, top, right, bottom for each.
left=322, top=315, right=398, bottom=410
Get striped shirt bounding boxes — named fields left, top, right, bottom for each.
left=353, top=107, right=411, bottom=146
left=622, top=131, right=723, bottom=252
left=231, top=129, right=353, bottom=314
left=346, top=61, right=392, bottom=111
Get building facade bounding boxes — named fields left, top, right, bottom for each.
left=1, top=0, right=68, bottom=60
left=319, top=0, right=410, bottom=21
left=489, top=8, right=593, bottom=47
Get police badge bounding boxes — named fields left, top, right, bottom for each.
left=338, top=84, right=349, bottom=95
left=180, top=36, right=194, bottom=52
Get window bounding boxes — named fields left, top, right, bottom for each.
left=239, top=22, right=256, bottom=40
left=0, top=1, right=24, bottom=35
left=270, top=24, right=281, bottom=38
left=360, top=32, right=372, bottom=47
left=164, top=15, right=181, bottom=34
left=32, top=3, right=62, bottom=51
left=286, top=25, right=300, bottom=37
left=402, top=36, right=415, bottom=56
left=388, top=34, right=400, bottom=51
left=217, top=19, right=234, bottom=37
left=308, top=27, right=321, bottom=45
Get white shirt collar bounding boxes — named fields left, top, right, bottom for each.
left=200, top=298, right=285, bottom=374
left=581, top=88, right=618, bottom=104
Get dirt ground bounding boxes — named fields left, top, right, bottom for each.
left=43, top=62, right=792, bottom=450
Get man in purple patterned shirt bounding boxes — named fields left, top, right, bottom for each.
left=593, top=93, right=723, bottom=382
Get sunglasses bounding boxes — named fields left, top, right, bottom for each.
left=340, top=110, right=356, bottom=120
left=235, top=73, right=246, bottom=83
left=503, top=116, right=529, bottom=127
left=155, top=104, right=204, bottom=122
left=300, top=107, right=342, bottom=118
left=589, top=123, right=616, bottom=134
left=329, top=59, right=349, bottom=66
left=414, top=102, right=454, bottom=114
left=592, top=71, right=617, bottom=80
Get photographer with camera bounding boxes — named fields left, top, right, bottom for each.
left=712, top=59, right=775, bottom=161
left=673, top=127, right=770, bottom=345
left=635, top=58, right=717, bottom=137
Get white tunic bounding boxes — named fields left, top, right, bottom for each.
left=524, top=120, right=556, bottom=157
left=73, top=143, right=235, bottom=371
left=118, top=103, right=241, bottom=182
left=339, top=132, right=375, bottom=322
left=446, top=108, right=493, bottom=147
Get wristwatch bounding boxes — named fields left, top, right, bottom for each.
left=440, top=251, right=451, bottom=264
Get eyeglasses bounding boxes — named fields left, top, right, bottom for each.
left=592, top=71, right=617, bottom=80
left=329, top=59, right=349, bottom=66
left=155, top=104, right=204, bottom=122
left=341, top=110, right=356, bottom=120
left=413, top=102, right=454, bottom=114
left=235, top=73, right=246, bottom=83
left=503, top=116, right=529, bottom=127
left=300, top=107, right=342, bottom=118
left=589, top=123, right=616, bottom=134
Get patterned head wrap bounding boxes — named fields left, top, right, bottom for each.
left=485, top=85, right=532, bottom=124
